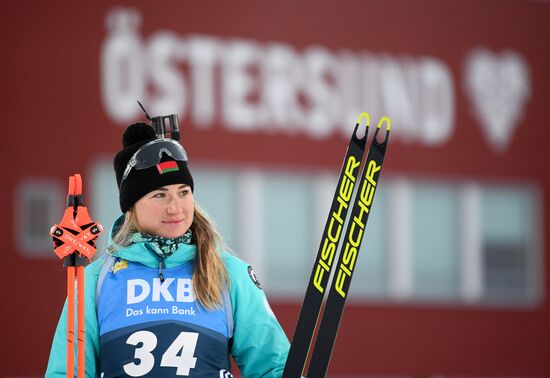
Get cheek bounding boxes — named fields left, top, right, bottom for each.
left=185, top=195, right=195, bottom=211
left=134, top=208, right=148, bottom=231
left=184, top=198, right=195, bottom=220
left=134, top=202, right=160, bottom=228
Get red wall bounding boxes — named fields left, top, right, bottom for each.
left=1, top=1, right=548, bottom=376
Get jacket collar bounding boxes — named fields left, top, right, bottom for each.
left=107, top=214, right=196, bottom=269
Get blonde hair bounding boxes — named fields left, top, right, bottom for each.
left=111, top=204, right=229, bottom=310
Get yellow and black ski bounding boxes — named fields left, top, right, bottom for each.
left=282, top=113, right=390, bottom=378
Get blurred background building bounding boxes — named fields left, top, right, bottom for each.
left=1, top=1, right=549, bottom=377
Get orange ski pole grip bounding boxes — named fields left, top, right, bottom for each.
left=50, top=175, right=102, bottom=260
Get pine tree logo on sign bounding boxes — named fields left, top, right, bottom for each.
left=464, top=48, right=531, bottom=153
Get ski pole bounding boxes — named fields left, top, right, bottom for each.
left=50, top=174, right=103, bottom=378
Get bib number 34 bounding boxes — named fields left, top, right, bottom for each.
left=123, top=330, right=199, bottom=376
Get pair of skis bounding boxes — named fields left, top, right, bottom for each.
left=283, top=113, right=391, bottom=378
left=50, top=174, right=103, bottom=378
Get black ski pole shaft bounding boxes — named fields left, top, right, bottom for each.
left=307, top=117, right=390, bottom=377
left=282, top=114, right=370, bottom=378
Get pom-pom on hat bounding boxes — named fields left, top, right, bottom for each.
left=113, top=123, right=194, bottom=213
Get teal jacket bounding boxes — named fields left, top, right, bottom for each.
left=46, top=220, right=289, bottom=377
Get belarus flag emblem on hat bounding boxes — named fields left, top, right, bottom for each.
left=156, top=161, right=179, bottom=174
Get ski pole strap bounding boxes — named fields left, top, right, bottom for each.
left=50, top=174, right=103, bottom=263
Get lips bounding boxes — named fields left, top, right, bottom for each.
left=162, top=219, right=184, bottom=224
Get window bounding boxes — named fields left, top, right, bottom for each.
left=262, top=172, right=313, bottom=297
left=481, top=186, right=541, bottom=304
left=192, top=168, right=240, bottom=251
left=411, top=183, right=460, bottom=300
left=16, top=179, right=63, bottom=258
left=88, top=159, right=544, bottom=306
left=90, top=159, right=121, bottom=249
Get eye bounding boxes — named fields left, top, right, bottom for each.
left=179, top=188, right=190, bottom=196
left=152, top=192, right=166, bottom=198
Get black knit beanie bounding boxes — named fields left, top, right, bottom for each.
left=113, top=123, right=194, bottom=213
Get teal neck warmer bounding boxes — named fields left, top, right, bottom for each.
left=130, top=229, right=193, bottom=257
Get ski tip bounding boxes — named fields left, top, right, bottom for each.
left=356, top=112, right=370, bottom=126
left=377, top=116, right=391, bottom=131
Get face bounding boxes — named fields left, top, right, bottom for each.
left=134, top=184, right=194, bottom=238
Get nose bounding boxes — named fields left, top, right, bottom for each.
left=166, top=196, right=183, bottom=214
